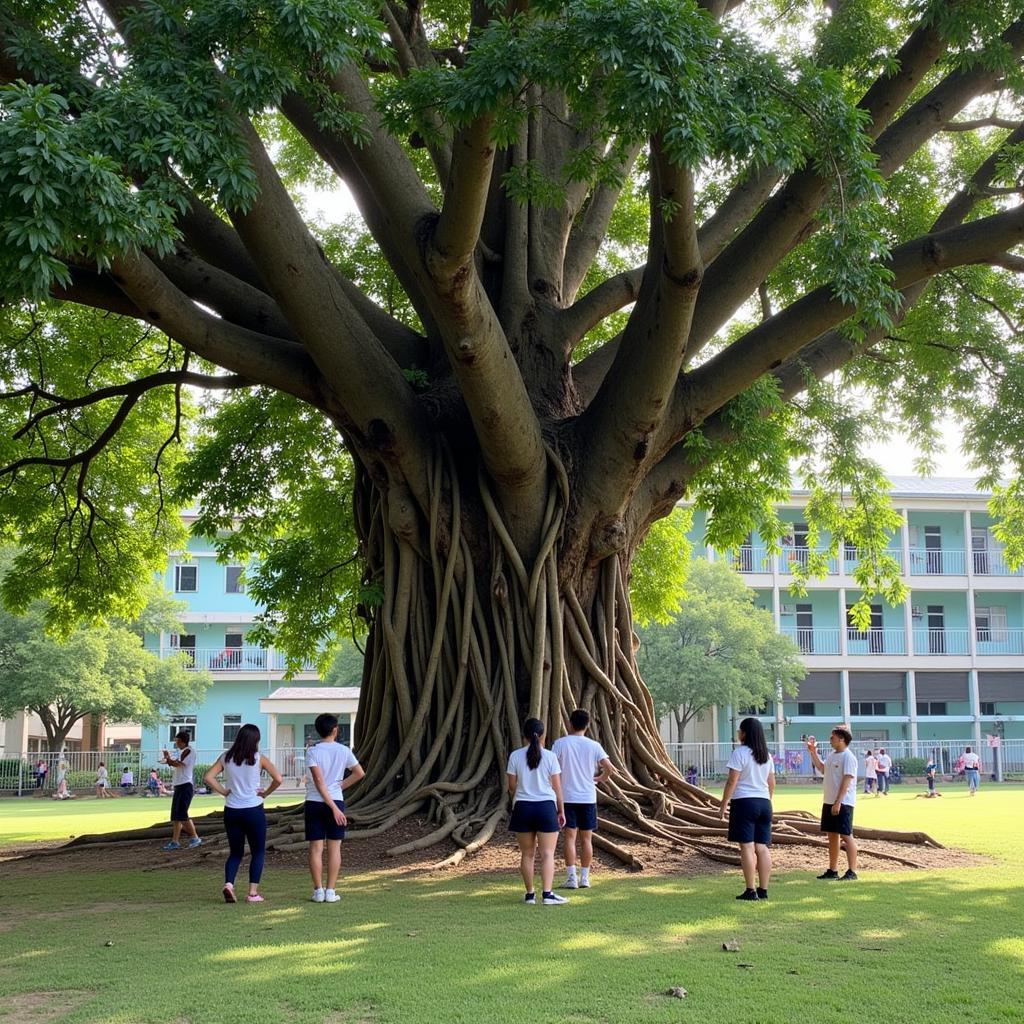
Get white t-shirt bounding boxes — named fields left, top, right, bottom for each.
left=823, top=749, right=859, bottom=806
left=222, top=755, right=264, bottom=810
left=725, top=745, right=774, bottom=800
left=171, top=746, right=196, bottom=787
left=864, top=755, right=878, bottom=775
left=96, top=767, right=108, bottom=785
left=876, top=753, right=892, bottom=773
left=962, top=752, right=981, bottom=769
left=305, top=741, right=360, bottom=802
left=506, top=747, right=561, bottom=803
left=551, top=734, right=609, bottom=803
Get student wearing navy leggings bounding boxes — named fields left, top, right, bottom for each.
left=204, top=725, right=283, bottom=904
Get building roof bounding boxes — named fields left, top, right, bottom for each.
left=264, top=687, right=360, bottom=701
left=792, top=476, right=996, bottom=499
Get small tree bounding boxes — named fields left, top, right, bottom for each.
left=0, top=584, right=210, bottom=752
left=638, top=560, right=804, bottom=741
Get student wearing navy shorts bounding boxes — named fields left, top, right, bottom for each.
left=719, top=717, right=775, bottom=901
left=303, top=714, right=365, bottom=904
left=507, top=719, right=568, bottom=906
left=551, top=709, right=613, bottom=889
left=806, top=727, right=859, bottom=881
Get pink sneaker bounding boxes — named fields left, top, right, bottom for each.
left=222, top=884, right=236, bottom=904
left=246, top=893, right=265, bottom=903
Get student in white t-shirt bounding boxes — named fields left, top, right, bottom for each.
left=806, top=727, right=859, bottom=881
left=303, top=714, right=365, bottom=904
left=94, top=762, right=115, bottom=799
left=962, top=746, right=981, bottom=795
left=863, top=751, right=878, bottom=795
left=551, top=709, right=613, bottom=890
left=719, top=718, right=775, bottom=901
left=204, top=724, right=283, bottom=903
left=507, top=718, right=568, bottom=906
left=161, top=732, right=202, bottom=850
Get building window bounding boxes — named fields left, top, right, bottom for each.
left=850, top=702, right=886, bottom=716
left=980, top=701, right=996, bottom=716
left=797, top=702, right=815, bottom=716
left=223, top=715, right=242, bottom=748
left=174, top=564, right=198, bottom=592
left=168, top=716, right=197, bottom=742
left=916, top=701, right=947, bottom=716
left=225, top=565, right=245, bottom=594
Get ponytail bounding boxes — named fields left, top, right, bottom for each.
left=523, top=718, right=545, bottom=770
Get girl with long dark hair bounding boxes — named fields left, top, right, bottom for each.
left=507, top=719, right=568, bottom=905
left=204, top=724, right=283, bottom=903
left=719, top=717, right=775, bottom=901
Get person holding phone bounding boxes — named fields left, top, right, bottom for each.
left=507, top=718, right=568, bottom=906
left=806, top=728, right=859, bottom=881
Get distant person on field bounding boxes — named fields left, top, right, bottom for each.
left=508, top=718, right=569, bottom=906
left=120, top=767, right=134, bottom=791
left=304, top=714, right=365, bottom=904
left=95, top=762, right=115, bottom=799
left=204, top=723, right=283, bottom=904
left=962, top=746, right=981, bottom=795
left=35, top=760, right=48, bottom=789
left=875, top=747, right=892, bottom=795
left=147, top=768, right=168, bottom=796
left=719, top=717, right=774, bottom=901
left=916, top=759, right=941, bottom=798
left=806, top=728, right=858, bottom=881
left=863, top=750, right=877, bottom=794
left=552, top=709, right=613, bottom=890
left=161, top=732, right=202, bottom=850
left=53, top=760, right=71, bottom=800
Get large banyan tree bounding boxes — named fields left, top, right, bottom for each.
left=3, top=0, right=1024, bottom=861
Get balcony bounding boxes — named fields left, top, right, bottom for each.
left=843, top=548, right=904, bottom=573
left=971, top=550, right=1024, bottom=577
left=975, top=628, right=1024, bottom=655
left=780, top=626, right=840, bottom=655
left=732, top=545, right=771, bottom=572
left=912, top=628, right=970, bottom=656
left=908, top=549, right=966, bottom=576
left=780, top=547, right=838, bottom=576
left=846, top=627, right=907, bottom=655
left=153, top=647, right=318, bottom=672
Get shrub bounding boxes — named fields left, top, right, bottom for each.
left=899, top=757, right=928, bottom=776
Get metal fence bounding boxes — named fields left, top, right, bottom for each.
left=0, top=747, right=316, bottom=795
left=664, top=739, right=1024, bottom=782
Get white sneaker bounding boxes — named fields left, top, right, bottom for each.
left=542, top=892, right=569, bottom=905
left=311, top=888, right=326, bottom=903
left=324, top=889, right=340, bottom=903
left=580, top=875, right=591, bottom=889
left=562, top=876, right=579, bottom=889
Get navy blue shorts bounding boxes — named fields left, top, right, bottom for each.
left=563, top=803, right=598, bottom=831
left=170, top=783, right=193, bottom=822
left=820, top=802, right=854, bottom=835
left=304, top=799, right=347, bottom=841
left=509, top=800, right=560, bottom=834
left=727, top=797, right=773, bottom=845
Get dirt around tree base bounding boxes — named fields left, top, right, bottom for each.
left=0, top=815, right=986, bottom=882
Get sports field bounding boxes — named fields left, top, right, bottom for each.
left=1, top=786, right=1021, bottom=1024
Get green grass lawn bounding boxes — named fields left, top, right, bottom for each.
left=1, top=786, right=1021, bottom=1024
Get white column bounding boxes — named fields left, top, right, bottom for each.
left=267, top=713, right=278, bottom=759
left=840, top=670, right=851, bottom=725
left=969, top=669, right=982, bottom=748
left=901, top=507, right=912, bottom=575
left=904, top=594, right=914, bottom=657
left=838, top=587, right=848, bottom=656
left=964, top=510, right=974, bottom=581
left=906, top=670, right=918, bottom=753
left=967, top=586, right=978, bottom=660
left=772, top=584, right=781, bottom=629
left=775, top=684, right=786, bottom=754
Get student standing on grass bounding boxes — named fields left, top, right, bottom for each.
left=161, top=731, right=202, bottom=850
left=875, top=747, right=891, bottom=795
left=719, top=717, right=774, bottom=901
left=95, top=762, right=115, bottom=799
left=507, top=718, right=568, bottom=906
left=962, top=746, right=981, bottom=795
left=806, top=728, right=858, bottom=881
left=863, top=750, right=877, bottom=795
left=304, top=713, right=365, bottom=904
left=552, top=709, right=613, bottom=890
left=204, top=724, right=283, bottom=904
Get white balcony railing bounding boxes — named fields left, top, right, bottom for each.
left=975, top=628, right=1024, bottom=655
left=780, top=626, right=840, bottom=655
left=842, top=548, right=904, bottom=572
left=152, top=647, right=318, bottom=673
left=971, top=550, right=1024, bottom=576
left=780, top=547, right=839, bottom=575
left=732, top=545, right=771, bottom=572
left=908, top=549, right=966, bottom=576
left=912, top=628, right=970, bottom=656
left=846, top=627, right=907, bottom=655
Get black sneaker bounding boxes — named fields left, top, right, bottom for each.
left=735, top=889, right=759, bottom=901
left=817, top=869, right=840, bottom=880
left=756, top=888, right=768, bottom=900
left=840, top=870, right=859, bottom=881
left=524, top=892, right=536, bottom=905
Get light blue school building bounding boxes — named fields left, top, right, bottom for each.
left=682, top=477, right=1024, bottom=751
left=138, top=514, right=359, bottom=764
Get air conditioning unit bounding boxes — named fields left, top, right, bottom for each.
left=781, top=603, right=796, bottom=615
left=911, top=606, right=923, bottom=619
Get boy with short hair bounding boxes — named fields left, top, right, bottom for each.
left=806, top=727, right=858, bottom=881
left=551, top=709, right=613, bottom=889
left=304, top=713, right=365, bottom=904
left=161, top=731, right=202, bottom=850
